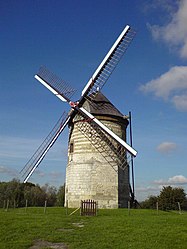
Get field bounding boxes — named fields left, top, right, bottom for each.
left=0, top=207, right=187, bottom=249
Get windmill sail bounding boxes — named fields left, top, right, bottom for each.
left=74, top=112, right=132, bottom=172
left=78, top=107, right=137, bottom=157
left=35, top=66, right=76, bottom=103
left=20, top=112, right=70, bottom=183
left=81, top=25, right=136, bottom=100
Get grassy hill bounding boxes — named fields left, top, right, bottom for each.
left=0, top=207, right=187, bottom=249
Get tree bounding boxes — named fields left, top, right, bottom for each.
left=158, top=186, right=186, bottom=211
left=0, top=179, right=24, bottom=207
left=42, top=184, right=57, bottom=206
left=56, top=184, right=65, bottom=206
left=141, top=195, right=158, bottom=209
left=0, top=179, right=65, bottom=207
left=0, top=182, right=8, bottom=207
left=29, top=184, right=46, bottom=206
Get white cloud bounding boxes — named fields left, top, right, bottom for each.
left=143, top=2, right=187, bottom=110
left=157, top=142, right=177, bottom=154
left=35, top=170, right=46, bottom=177
left=136, top=185, right=163, bottom=201
left=154, top=175, right=187, bottom=185
left=140, top=66, right=187, bottom=99
left=0, top=136, right=42, bottom=160
left=140, top=66, right=187, bottom=111
left=27, top=169, right=64, bottom=183
left=49, top=171, right=63, bottom=179
left=172, top=94, right=187, bottom=111
left=169, top=175, right=187, bottom=184
left=136, top=174, right=187, bottom=201
left=0, top=135, right=67, bottom=184
left=0, top=165, right=18, bottom=178
left=143, top=0, right=179, bottom=17
left=0, top=135, right=67, bottom=167
left=148, top=0, right=187, bottom=58
left=136, top=185, right=161, bottom=192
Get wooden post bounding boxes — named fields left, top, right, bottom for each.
left=14, top=199, right=16, bottom=209
left=44, top=200, right=47, bottom=214
left=80, top=201, right=82, bottom=216
left=3, top=200, right=6, bottom=210
left=25, top=199, right=28, bottom=212
left=66, top=200, right=68, bottom=215
left=69, top=207, right=80, bottom=216
left=177, top=202, right=181, bottom=214
left=6, top=200, right=9, bottom=212
left=128, top=201, right=130, bottom=216
left=156, top=202, right=159, bottom=215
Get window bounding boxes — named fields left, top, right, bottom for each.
left=70, top=142, right=74, bottom=153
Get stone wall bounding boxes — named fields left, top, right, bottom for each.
left=65, top=115, right=129, bottom=208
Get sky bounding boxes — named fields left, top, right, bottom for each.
left=1, top=0, right=187, bottom=201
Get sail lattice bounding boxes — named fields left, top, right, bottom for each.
left=84, top=28, right=136, bottom=101
left=20, top=112, right=70, bottom=182
left=74, top=112, right=131, bottom=172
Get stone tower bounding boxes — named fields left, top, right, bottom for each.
left=65, top=92, right=129, bottom=208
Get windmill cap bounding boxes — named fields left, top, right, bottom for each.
left=84, top=92, right=126, bottom=120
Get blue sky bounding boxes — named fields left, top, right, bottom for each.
left=1, top=0, right=187, bottom=201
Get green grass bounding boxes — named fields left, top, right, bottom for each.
left=0, top=207, right=187, bottom=249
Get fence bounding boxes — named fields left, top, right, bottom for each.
left=81, top=200, right=97, bottom=216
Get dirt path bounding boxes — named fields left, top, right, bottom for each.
left=29, top=239, right=68, bottom=249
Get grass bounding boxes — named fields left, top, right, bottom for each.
left=0, top=207, right=187, bottom=249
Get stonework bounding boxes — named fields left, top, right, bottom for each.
left=65, top=93, right=130, bottom=209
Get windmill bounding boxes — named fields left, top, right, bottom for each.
left=20, top=25, right=138, bottom=208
